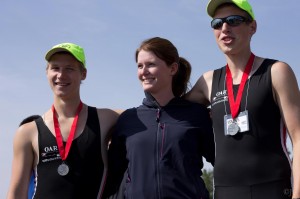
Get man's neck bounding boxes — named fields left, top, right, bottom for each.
left=225, top=51, right=254, bottom=84
left=53, top=98, right=82, bottom=118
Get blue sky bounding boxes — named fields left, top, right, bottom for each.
left=1, top=0, right=299, bottom=197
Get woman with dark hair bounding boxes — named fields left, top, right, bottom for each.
left=104, top=37, right=215, bottom=199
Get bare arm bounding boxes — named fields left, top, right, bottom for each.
left=7, top=122, right=37, bottom=199
left=97, top=109, right=123, bottom=153
left=96, top=108, right=121, bottom=197
left=185, top=70, right=214, bottom=106
left=271, top=61, right=300, bottom=198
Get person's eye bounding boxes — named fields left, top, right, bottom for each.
left=51, top=66, right=59, bottom=71
left=66, top=67, right=75, bottom=71
left=149, top=63, right=155, bottom=67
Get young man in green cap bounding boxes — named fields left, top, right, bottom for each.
left=7, top=43, right=120, bottom=199
left=186, top=0, right=300, bottom=198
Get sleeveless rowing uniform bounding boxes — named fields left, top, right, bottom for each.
left=33, top=106, right=103, bottom=199
left=210, top=59, right=292, bottom=199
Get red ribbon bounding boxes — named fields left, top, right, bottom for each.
left=226, top=53, right=254, bottom=119
left=52, top=101, right=83, bottom=160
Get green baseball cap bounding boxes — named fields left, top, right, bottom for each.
left=207, top=0, right=255, bottom=20
left=45, top=42, right=86, bottom=67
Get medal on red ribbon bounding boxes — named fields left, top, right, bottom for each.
left=225, top=53, right=254, bottom=135
left=52, top=101, right=83, bottom=176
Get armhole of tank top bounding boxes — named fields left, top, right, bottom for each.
left=210, top=67, right=224, bottom=102
left=265, top=59, right=279, bottom=105
left=34, top=117, right=44, bottom=164
left=35, top=117, right=43, bottom=145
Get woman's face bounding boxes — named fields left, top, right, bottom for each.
left=137, top=49, right=176, bottom=96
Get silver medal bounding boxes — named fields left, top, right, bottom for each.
left=58, top=163, right=69, bottom=176
left=227, top=123, right=240, bottom=136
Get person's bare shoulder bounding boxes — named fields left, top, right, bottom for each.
left=271, top=61, right=297, bottom=96
left=97, top=108, right=122, bottom=122
left=185, top=70, right=214, bottom=106
left=96, top=108, right=123, bottom=132
left=96, top=108, right=122, bottom=145
left=14, top=121, right=38, bottom=149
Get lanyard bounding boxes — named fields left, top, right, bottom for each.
left=52, top=101, right=83, bottom=160
left=226, top=53, right=254, bottom=119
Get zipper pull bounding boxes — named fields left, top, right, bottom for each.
left=156, top=108, right=161, bottom=123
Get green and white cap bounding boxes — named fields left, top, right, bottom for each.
left=45, top=42, right=86, bottom=67
left=207, top=0, right=255, bottom=20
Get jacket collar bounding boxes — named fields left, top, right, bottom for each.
left=142, top=92, right=184, bottom=109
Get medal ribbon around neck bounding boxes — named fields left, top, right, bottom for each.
left=52, top=101, right=83, bottom=161
left=226, top=53, right=254, bottom=119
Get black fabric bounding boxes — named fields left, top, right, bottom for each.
left=215, top=179, right=292, bottom=199
left=211, top=59, right=292, bottom=187
left=33, top=106, right=103, bottom=199
left=104, top=96, right=215, bottom=199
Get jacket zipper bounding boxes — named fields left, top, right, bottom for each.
left=156, top=108, right=162, bottom=199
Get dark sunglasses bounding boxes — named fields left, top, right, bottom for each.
left=211, top=15, right=252, bottom=29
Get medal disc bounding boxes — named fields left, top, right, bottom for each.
left=228, top=123, right=239, bottom=136
left=58, top=163, right=69, bottom=176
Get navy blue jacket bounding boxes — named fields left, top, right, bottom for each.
left=104, top=95, right=215, bottom=199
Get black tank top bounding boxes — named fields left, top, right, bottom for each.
left=211, top=59, right=291, bottom=186
left=33, top=106, right=103, bottom=199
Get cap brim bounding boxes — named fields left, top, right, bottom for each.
left=45, top=48, right=71, bottom=61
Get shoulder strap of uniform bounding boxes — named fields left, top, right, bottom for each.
left=87, top=106, right=101, bottom=135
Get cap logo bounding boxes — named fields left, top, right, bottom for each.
left=59, top=44, right=71, bottom=48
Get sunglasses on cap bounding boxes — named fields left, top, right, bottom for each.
left=211, top=15, right=252, bottom=30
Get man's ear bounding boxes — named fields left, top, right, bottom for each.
left=250, top=20, right=257, bottom=35
left=82, top=70, right=87, bottom=80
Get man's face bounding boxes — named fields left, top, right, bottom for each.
left=212, top=5, right=256, bottom=55
left=47, top=53, right=86, bottom=100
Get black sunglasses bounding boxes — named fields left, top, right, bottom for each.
left=211, top=15, right=252, bottom=29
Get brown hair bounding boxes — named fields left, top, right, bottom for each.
left=135, top=37, right=191, bottom=97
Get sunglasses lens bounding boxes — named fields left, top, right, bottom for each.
left=226, top=16, right=244, bottom=26
left=211, top=19, right=223, bottom=29
left=211, top=15, right=249, bottom=29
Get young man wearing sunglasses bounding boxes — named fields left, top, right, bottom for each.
left=186, top=0, right=300, bottom=198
